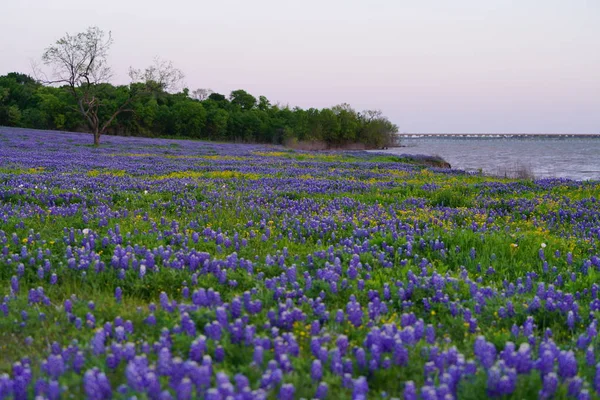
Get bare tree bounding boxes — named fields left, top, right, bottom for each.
left=38, top=26, right=183, bottom=145
left=190, top=88, right=213, bottom=101
left=331, top=103, right=354, bottom=113
left=360, top=109, right=383, bottom=122
left=39, top=27, right=125, bottom=145
left=129, top=57, right=185, bottom=93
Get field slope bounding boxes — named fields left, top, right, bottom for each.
left=1, top=127, right=600, bottom=399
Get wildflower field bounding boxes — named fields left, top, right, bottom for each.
left=1, top=127, right=600, bottom=400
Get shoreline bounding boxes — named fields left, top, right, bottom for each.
left=283, top=139, right=405, bottom=152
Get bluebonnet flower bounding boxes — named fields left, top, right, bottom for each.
left=115, top=287, right=122, bottom=303
left=558, top=350, right=578, bottom=379
left=353, top=376, right=368, bottom=399
left=279, top=383, right=295, bottom=400
left=315, top=382, right=328, bottom=399
left=253, top=346, right=264, bottom=366
left=311, top=360, right=323, bottom=381
left=568, top=377, right=583, bottom=398
left=587, top=346, right=595, bottom=366
left=539, top=372, right=558, bottom=399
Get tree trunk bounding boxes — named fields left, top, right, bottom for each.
left=93, top=130, right=100, bottom=146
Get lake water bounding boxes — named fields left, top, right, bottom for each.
left=375, top=135, right=600, bottom=181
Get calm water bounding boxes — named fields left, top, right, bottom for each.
left=376, top=136, right=600, bottom=181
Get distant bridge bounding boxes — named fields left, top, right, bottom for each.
left=396, top=133, right=600, bottom=138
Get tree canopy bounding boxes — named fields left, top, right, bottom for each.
left=0, top=71, right=398, bottom=148
left=1, top=26, right=398, bottom=148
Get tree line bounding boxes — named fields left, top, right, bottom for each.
left=0, top=27, right=398, bottom=148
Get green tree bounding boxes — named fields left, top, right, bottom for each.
left=230, top=90, right=257, bottom=111
left=332, top=103, right=359, bottom=143
left=131, top=96, right=158, bottom=134
left=0, top=73, right=40, bottom=126
left=208, top=92, right=227, bottom=103
left=205, top=108, right=229, bottom=140
left=358, top=109, right=398, bottom=148
left=172, top=100, right=206, bottom=137
left=258, top=95, right=271, bottom=111
left=318, top=108, right=340, bottom=144
left=6, top=105, right=22, bottom=126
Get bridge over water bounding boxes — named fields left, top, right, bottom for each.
left=396, top=133, right=600, bottom=138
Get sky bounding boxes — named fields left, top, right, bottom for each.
left=1, top=0, right=599, bottom=133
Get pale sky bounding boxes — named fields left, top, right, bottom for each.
left=1, top=0, right=599, bottom=133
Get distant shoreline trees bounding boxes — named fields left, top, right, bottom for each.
left=0, top=27, right=398, bottom=148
